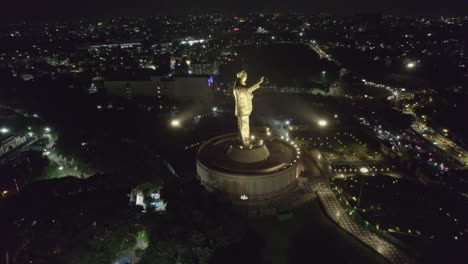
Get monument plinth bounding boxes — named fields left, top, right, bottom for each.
left=197, top=133, right=299, bottom=203
left=226, top=137, right=270, bottom=163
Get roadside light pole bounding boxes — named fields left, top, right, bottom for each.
left=357, top=174, right=365, bottom=208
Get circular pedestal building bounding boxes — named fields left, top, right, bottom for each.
left=196, top=133, right=299, bottom=204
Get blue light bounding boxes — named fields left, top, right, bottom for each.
left=208, top=76, right=214, bottom=86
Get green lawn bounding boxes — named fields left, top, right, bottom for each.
left=294, top=130, right=383, bottom=162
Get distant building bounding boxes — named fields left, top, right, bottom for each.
left=104, top=81, right=154, bottom=99
left=0, top=135, right=27, bottom=158
left=103, top=75, right=214, bottom=103
left=129, top=183, right=166, bottom=212
left=85, top=41, right=142, bottom=50
left=256, top=27, right=269, bottom=34
left=191, top=61, right=219, bottom=75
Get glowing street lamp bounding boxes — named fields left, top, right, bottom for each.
left=0, top=127, right=9, bottom=134
left=318, top=120, right=327, bottom=127
left=44, top=127, right=51, bottom=133
left=170, top=119, right=181, bottom=127
left=360, top=167, right=369, bottom=173
left=406, top=62, right=416, bottom=69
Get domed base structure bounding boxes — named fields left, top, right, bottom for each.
left=196, top=133, right=300, bottom=204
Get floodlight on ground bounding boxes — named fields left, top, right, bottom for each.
left=170, top=119, right=181, bottom=127
left=318, top=120, right=327, bottom=127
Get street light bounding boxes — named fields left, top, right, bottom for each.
left=360, top=167, right=369, bottom=173
left=44, top=127, right=51, bottom=133
left=318, top=120, right=327, bottom=127
left=170, top=119, right=181, bottom=127
left=0, top=127, right=9, bottom=134
left=406, top=62, right=416, bottom=69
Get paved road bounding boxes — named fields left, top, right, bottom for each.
left=317, top=189, right=413, bottom=264
left=302, top=148, right=413, bottom=263
left=412, top=120, right=468, bottom=168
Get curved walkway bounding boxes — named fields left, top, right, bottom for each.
left=317, top=189, right=413, bottom=264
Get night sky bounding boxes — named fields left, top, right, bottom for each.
left=2, top=0, right=467, bottom=21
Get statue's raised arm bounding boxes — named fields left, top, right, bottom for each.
left=247, top=76, right=265, bottom=93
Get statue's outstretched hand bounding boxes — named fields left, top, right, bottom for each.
left=258, top=76, right=265, bottom=84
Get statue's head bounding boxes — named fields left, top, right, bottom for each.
left=236, top=70, right=248, bottom=84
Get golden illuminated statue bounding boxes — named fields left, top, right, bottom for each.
left=233, top=70, right=265, bottom=146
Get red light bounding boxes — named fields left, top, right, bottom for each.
left=233, top=27, right=240, bottom=31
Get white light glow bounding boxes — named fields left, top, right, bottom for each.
left=171, top=119, right=181, bottom=127
left=318, top=120, right=327, bottom=127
